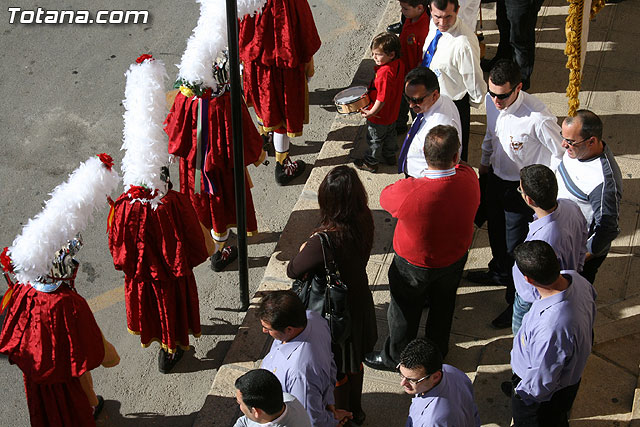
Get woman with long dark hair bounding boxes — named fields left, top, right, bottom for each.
left=287, top=165, right=377, bottom=425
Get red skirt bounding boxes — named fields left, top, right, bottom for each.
left=0, top=283, right=104, bottom=426
left=125, top=274, right=201, bottom=353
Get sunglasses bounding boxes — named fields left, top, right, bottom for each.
left=561, top=135, right=590, bottom=147
left=488, top=86, right=516, bottom=100
left=403, top=92, right=430, bottom=105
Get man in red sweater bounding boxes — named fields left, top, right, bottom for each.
left=364, top=125, right=480, bottom=370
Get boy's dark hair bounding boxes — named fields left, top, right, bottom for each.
left=564, top=109, right=603, bottom=141
left=489, top=59, right=522, bottom=87
left=400, top=0, right=429, bottom=7
left=371, top=32, right=402, bottom=59
left=405, top=66, right=440, bottom=93
left=514, top=241, right=560, bottom=286
left=429, top=0, right=460, bottom=11
left=520, top=164, right=558, bottom=210
left=256, top=290, right=307, bottom=332
left=235, top=369, right=284, bottom=415
left=399, top=338, right=442, bottom=375
left=424, top=125, right=460, bottom=169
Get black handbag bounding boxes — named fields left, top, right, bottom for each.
left=292, top=232, right=351, bottom=345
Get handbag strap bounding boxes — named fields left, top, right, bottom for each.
left=316, top=232, right=339, bottom=276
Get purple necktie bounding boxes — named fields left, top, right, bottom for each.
left=397, top=113, right=424, bottom=174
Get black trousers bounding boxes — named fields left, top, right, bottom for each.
left=581, top=253, right=607, bottom=284
left=453, top=93, right=471, bottom=162
left=495, top=0, right=544, bottom=85
left=511, top=374, right=581, bottom=426
left=381, top=252, right=468, bottom=365
left=485, top=171, right=533, bottom=304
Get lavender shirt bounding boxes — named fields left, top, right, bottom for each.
left=261, top=311, right=337, bottom=427
left=406, top=364, right=481, bottom=427
left=513, top=199, right=588, bottom=303
left=511, top=271, right=596, bottom=405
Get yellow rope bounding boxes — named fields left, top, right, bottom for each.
left=564, top=0, right=605, bottom=116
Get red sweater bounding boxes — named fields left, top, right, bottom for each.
left=399, top=12, right=430, bottom=72
left=380, top=164, right=480, bottom=268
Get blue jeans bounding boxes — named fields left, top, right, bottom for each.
left=364, top=122, right=397, bottom=165
left=512, top=292, right=533, bottom=335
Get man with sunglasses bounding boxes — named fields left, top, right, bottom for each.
left=556, top=110, right=623, bottom=284
left=398, top=66, right=462, bottom=178
left=399, top=338, right=480, bottom=426
left=467, top=59, right=564, bottom=330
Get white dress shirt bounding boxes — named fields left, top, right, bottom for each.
left=406, top=95, right=462, bottom=178
left=458, top=0, right=481, bottom=32
left=481, top=91, right=565, bottom=181
left=422, top=18, right=486, bottom=107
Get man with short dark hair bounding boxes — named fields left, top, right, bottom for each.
left=234, top=369, right=312, bottom=427
left=258, top=290, right=350, bottom=426
left=508, top=241, right=596, bottom=426
left=397, top=66, right=461, bottom=178
left=399, top=338, right=480, bottom=426
left=468, top=59, right=564, bottom=329
left=512, top=164, right=587, bottom=334
left=421, top=0, right=486, bottom=161
left=365, top=125, right=480, bottom=370
left=556, top=109, right=623, bottom=284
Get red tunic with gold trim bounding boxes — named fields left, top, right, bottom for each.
left=239, top=0, right=321, bottom=136
left=165, top=91, right=262, bottom=239
left=108, top=188, right=209, bottom=352
left=0, top=282, right=104, bottom=427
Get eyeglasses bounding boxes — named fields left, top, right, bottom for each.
left=396, top=363, right=432, bottom=385
left=488, top=86, right=516, bottom=100
left=561, top=135, right=590, bottom=147
left=403, top=92, right=430, bottom=105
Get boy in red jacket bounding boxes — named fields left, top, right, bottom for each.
left=355, top=32, right=405, bottom=173
left=396, top=0, right=430, bottom=131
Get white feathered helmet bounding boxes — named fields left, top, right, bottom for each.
left=2, top=154, right=119, bottom=290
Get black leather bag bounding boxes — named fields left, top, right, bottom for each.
left=292, top=232, right=351, bottom=345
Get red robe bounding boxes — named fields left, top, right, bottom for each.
left=108, top=188, right=209, bottom=352
left=239, top=0, right=321, bottom=135
left=165, top=91, right=262, bottom=239
left=0, top=282, right=105, bottom=427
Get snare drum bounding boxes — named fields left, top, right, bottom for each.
left=334, top=86, right=370, bottom=115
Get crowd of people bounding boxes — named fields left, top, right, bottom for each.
left=0, top=0, right=624, bottom=426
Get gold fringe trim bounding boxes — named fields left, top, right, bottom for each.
left=565, top=0, right=606, bottom=116
left=127, top=327, right=201, bottom=354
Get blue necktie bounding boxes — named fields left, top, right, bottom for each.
left=397, top=113, right=424, bottom=174
left=421, top=30, right=442, bottom=68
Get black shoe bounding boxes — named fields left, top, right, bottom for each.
left=210, top=245, right=238, bottom=272
left=158, top=347, right=184, bottom=374
left=354, top=158, right=378, bottom=173
left=93, top=395, right=104, bottom=419
left=387, top=22, right=403, bottom=34
left=275, top=156, right=306, bottom=185
left=363, top=351, right=395, bottom=372
left=491, top=305, right=513, bottom=329
left=466, top=269, right=510, bottom=286
left=501, top=381, right=513, bottom=398
left=481, top=55, right=511, bottom=72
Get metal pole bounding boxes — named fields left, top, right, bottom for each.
left=226, top=0, right=250, bottom=311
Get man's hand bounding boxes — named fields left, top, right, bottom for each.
left=478, top=164, right=490, bottom=175
left=585, top=252, right=593, bottom=262
left=328, top=405, right=352, bottom=426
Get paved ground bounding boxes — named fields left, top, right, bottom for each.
left=0, top=0, right=390, bottom=425
left=196, top=0, right=640, bottom=426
